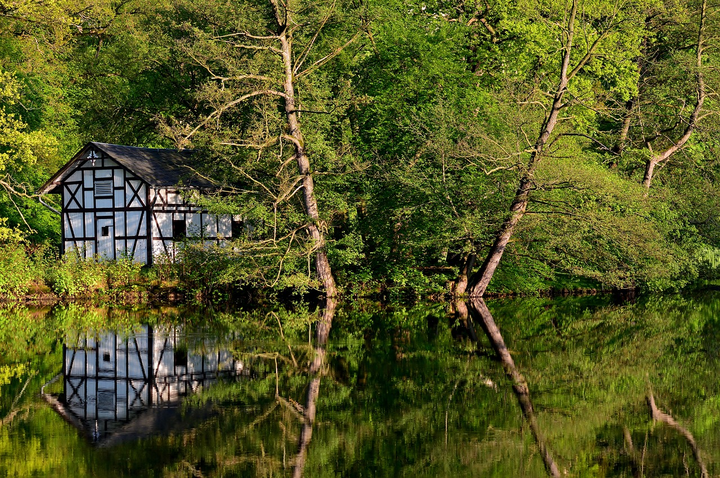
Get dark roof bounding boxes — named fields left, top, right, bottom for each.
left=43, top=391, right=220, bottom=448
left=39, top=142, right=215, bottom=195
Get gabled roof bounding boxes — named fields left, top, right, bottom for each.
left=43, top=389, right=220, bottom=447
left=39, top=142, right=215, bottom=195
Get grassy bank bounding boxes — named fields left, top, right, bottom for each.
left=0, top=241, right=616, bottom=306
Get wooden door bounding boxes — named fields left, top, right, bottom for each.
left=96, top=218, right=115, bottom=259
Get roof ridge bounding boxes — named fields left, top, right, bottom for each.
left=91, top=141, right=192, bottom=153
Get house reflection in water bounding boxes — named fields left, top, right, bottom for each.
left=44, top=325, right=244, bottom=446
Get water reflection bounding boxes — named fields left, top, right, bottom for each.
left=293, top=298, right=336, bottom=478
left=647, top=387, right=709, bottom=478
left=466, top=298, right=561, bottom=477
left=4, top=295, right=720, bottom=476
left=42, top=325, right=244, bottom=446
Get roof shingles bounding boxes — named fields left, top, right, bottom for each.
left=92, top=142, right=213, bottom=188
left=39, top=142, right=215, bottom=195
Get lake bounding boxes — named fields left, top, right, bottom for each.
left=1, top=292, right=719, bottom=477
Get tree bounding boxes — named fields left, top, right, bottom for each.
left=603, top=0, right=713, bottom=192
left=466, top=0, right=646, bottom=297
left=158, top=0, right=368, bottom=296
left=344, top=0, right=518, bottom=295
left=0, top=68, right=58, bottom=234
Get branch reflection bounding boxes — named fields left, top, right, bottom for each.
left=466, top=298, right=561, bottom=477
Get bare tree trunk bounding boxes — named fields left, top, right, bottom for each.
left=468, top=298, right=561, bottom=477
left=642, top=0, right=706, bottom=192
left=292, top=298, right=336, bottom=478
left=642, top=159, right=657, bottom=189
left=278, top=23, right=337, bottom=297
left=468, top=1, right=592, bottom=298
left=468, top=176, right=534, bottom=297
left=454, top=253, right=475, bottom=296
left=613, top=99, right=634, bottom=156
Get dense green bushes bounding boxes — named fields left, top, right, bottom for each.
left=0, top=239, right=146, bottom=300
left=0, top=238, right=246, bottom=301
left=0, top=243, right=38, bottom=297
left=0, top=218, right=48, bottom=297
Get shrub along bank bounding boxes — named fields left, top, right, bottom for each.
left=0, top=235, right=657, bottom=304
left=0, top=237, right=599, bottom=303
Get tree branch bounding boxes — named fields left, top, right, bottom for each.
left=184, top=90, right=288, bottom=141
left=293, top=0, right=336, bottom=75
left=296, top=31, right=361, bottom=79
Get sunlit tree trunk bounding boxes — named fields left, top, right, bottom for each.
left=181, top=0, right=342, bottom=297
left=468, top=1, right=591, bottom=297
left=278, top=24, right=337, bottom=297
left=453, top=252, right=475, bottom=296
left=613, top=99, right=634, bottom=156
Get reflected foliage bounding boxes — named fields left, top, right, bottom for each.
left=2, top=295, right=720, bottom=476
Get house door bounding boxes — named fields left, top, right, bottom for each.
left=96, top=218, right=115, bottom=259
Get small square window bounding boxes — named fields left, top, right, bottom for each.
left=102, top=352, right=110, bottom=362
left=231, top=218, right=243, bottom=238
left=101, top=226, right=110, bottom=237
left=95, top=180, right=113, bottom=197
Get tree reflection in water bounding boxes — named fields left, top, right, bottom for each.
left=466, top=298, right=562, bottom=477
left=292, top=297, right=336, bottom=478
left=4, top=297, right=720, bottom=476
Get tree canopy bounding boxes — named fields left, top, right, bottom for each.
left=1, top=0, right=720, bottom=295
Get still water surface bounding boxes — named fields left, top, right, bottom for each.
left=1, top=293, right=720, bottom=477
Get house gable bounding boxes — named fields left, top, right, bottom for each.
left=39, top=142, right=236, bottom=265
left=48, top=144, right=151, bottom=263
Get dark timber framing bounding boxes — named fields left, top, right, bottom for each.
left=39, top=142, right=234, bottom=265
left=51, top=325, right=245, bottom=444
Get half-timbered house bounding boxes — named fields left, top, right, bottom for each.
left=43, top=325, right=244, bottom=445
left=39, top=142, right=235, bottom=264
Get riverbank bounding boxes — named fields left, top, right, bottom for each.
left=0, top=241, right=703, bottom=305
left=0, top=274, right=639, bottom=306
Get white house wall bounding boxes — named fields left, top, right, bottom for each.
left=61, top=148, right=149, bottom=263
left=149, top=187, right=234, bottom=261
left=59, top=147, right=236, bottom=266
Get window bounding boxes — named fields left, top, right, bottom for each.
left=101, top=226, right=110, bottom=237
left=98, top=391, right=114, bottom=410
left=102, top=352, right=110, bottom=362
left=231, top=217, right=243, bottom=238
left=174, top=345, right=188, bottom=367
left=172, top=219, right=186, bottom=241
left=94, top=179, right=112, bottom=197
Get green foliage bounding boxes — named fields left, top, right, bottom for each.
left=104, top=254, right=144, bottom=288
left=694, top=245, right=720, bottom=279
left=0, top=0, right=716, bottom=297
left=173, top=243, right=236, bottom=300
left=0, top=363, right=26, bottom=399
left=0, top=221, right=47, bottom=297
left=0, top=244, right=36, bottom=297
left=45, top=252, right=106, bottom=297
